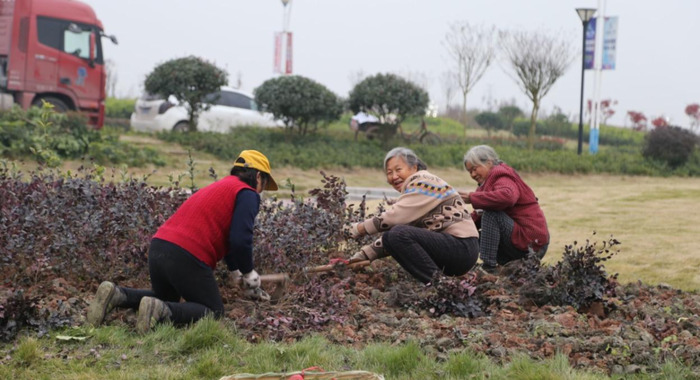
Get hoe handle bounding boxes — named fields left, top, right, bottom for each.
left=305, top=260, right=371, bottom=274
left=236, top=273, right=289, bottom=286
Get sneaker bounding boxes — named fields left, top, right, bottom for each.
left=86, top=281, right=126, bottom=327
left=136, top=296, right=171, bottom=334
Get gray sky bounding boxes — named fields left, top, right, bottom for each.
left=84, top=0, right=699, bottom=128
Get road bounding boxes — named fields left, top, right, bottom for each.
left=345, top=186, right=397, bottom=201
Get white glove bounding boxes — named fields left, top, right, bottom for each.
left=344, top=223, right=361, bottom=239
left=242, top=270, right=261, bottom=289
left=349, top=251, right=369, bottom=263
left=244, top=287, right=271, bottom=301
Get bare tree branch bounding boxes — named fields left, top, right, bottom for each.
left=499, top=29, right=575, bottom=148
left=443, top=22, right=495, bottom=133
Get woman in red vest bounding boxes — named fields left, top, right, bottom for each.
left=87, top=150, right=278, bottom=333
left=459, top=145, right=549, bottom=274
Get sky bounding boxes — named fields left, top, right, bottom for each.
left=83, top=0, right=700, bottom=129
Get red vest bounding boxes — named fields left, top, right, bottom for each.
left=153, top=176, right=254, bottom=269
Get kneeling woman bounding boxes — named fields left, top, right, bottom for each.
left=87, top=150, right=277, bottom=333
left=347, top=147, right=480, bottom=283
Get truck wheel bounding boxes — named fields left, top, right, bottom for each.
left=173, top=121, right=191, bottom=132
left=33, top=97, right=69, bottom=112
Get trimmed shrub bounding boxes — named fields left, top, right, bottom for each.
left=643, top=126, right=698, bottom=168
left=348, top=73, right=429, bottom=144
left=254, top=75, right=343, bottom=135
left=144, top=55, right=228, bottom=131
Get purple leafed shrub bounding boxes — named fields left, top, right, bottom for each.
left=253, top=171, right=373, bottom=274
left=517, top=234, right=620, bottom=311
left=0, top=164, right=187, bottom=339
left=1, top=162, right=623, bottom=344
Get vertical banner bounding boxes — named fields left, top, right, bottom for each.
left=273, top=32, right=282, bottom=74
left=285, top=32, right=293, bottom=74
left=584, top=17, right=597, bottom=70
left=602, top=17, right=618, bottom=70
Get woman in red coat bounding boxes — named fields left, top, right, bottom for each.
left=459, top=145, right=549, bottom=273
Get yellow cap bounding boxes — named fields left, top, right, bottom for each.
left=233, top=150, right=278, bottom=191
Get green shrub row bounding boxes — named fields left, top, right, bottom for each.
left=513, top=119, right=644, bottom=147
left=105, top=97, right=136, bottom=119
left=157, top=126, right=700, bottom=176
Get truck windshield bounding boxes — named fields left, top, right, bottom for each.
left=37, top=16, right=103, bottom=64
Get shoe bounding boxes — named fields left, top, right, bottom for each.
left=86, top=281, right=126, bottom=327
left=136, top=296, right=171, bottom=334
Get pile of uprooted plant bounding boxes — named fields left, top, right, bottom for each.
left=1, top=165, right=698, bottom=376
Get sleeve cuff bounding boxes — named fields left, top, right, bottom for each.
left=362, top=219, right=379, bottom=235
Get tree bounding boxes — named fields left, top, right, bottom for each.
left=348, top=73, right=429, bottom=144
left=651, top=117, right=669, bottom=129
left=443, top=22, right=495, bottom=135
left=627, top=111, right=648, bottom=131
left=499, top=29, right=574, bottom=149
left=475, top=112, right=504, bottom=137
left=685, top=103, right=700, bottom=132
left=497, top=104, right=524, bottom=135
left=599, top=99, right=617, bottom=125
left=588, top=98, right=617, bottom=125
left=254, top=75, right=342, bottom=136
left=144, top=55, right=228, bottom=131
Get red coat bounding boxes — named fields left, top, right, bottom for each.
left=469, top=163, right=549, bottom=252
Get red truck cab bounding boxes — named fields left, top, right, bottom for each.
left=0, top=0, right=117, bottom=128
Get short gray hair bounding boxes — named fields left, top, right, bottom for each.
left=384, top=147, right=427, bottom=171
left=463, top=145, right=502, bottom=168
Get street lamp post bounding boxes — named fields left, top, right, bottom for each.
left=576, top=8, right=596, bottom=155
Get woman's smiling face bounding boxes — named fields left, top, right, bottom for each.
left=465, top=161, right=493, bottom=184
left=385, top=156, right=419, bottom=192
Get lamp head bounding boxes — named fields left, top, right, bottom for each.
left=576, top=8, right=597, bottom=23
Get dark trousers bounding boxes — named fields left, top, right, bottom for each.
left=381, top=225, right=479, bottom=284
left=480, top=211, right=549, bottom=267
left=120, top=238, right=224, bottom=324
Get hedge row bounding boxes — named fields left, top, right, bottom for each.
left=157, top=127, right=700, bottom=176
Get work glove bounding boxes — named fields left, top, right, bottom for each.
left=244, top=287, right=271, bottom=301
left=242, top=270, right=261, bottom=289
left=349, top=251, right=369, bottom=263
left=343, top=223, right=362, bottom=239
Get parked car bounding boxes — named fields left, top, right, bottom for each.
left=130, top=87, right=281, bottom=132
